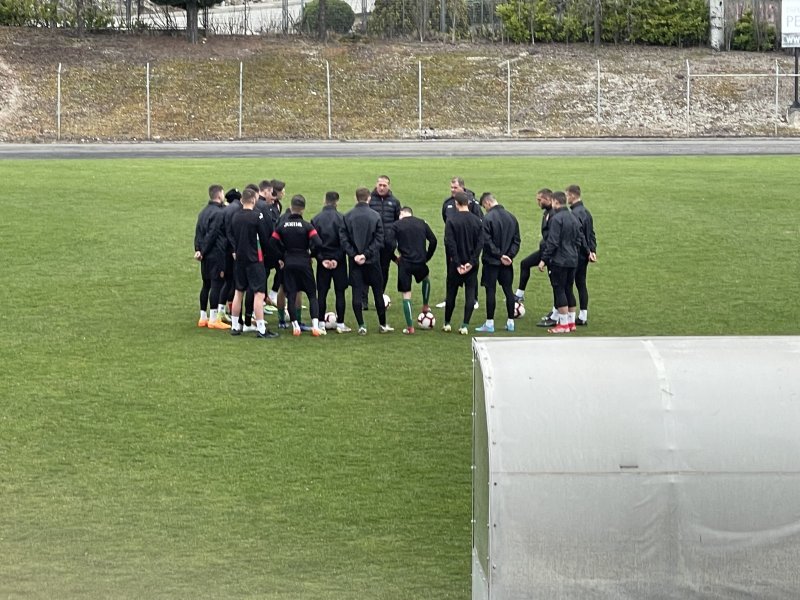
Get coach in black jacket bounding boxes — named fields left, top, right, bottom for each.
left=340, top=188, right=390, bottom=333
left=369, top=175, right=401, bottom=295
left=476, top=193, right=521, bottom=333
left=538, top=191, right=580, bottom=334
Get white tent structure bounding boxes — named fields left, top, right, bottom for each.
left=472, top=337, right=800, bottom=600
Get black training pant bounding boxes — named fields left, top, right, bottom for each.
left=350, top=260, right=386, bottom=326
left=481, top=263, right=515, bottom=320
left=316, top=259, right=348, bottom=323
left=548, top=266, right=576, bottom=309
left=444, top=265, right=478, bottom=326
left=518, top=248, right=542, bottom=291
left=574, top=257, right=589, bottom=311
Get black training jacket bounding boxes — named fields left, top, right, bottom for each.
left=570, top=201, right=597, bottom=258
left=194, top=201, right=226, bottom=260
left=223, top=199, right=243, bottom=253
left=310, top=205, right=346, bottom=262
left=387, top=215, right=438, bottom=264
left=444, top=210, right=483, bottom=267
left=441, top=190, right=483, bottom=223
left=541, top=207, right=580, bottom=268
left=368, top=190, right=401, bottom=226
left=481, top=204, right=521, bottom=266
left=340, top=202, right=384, bottom=264
left=231, top=207, right=273, bottom=264
left=270, top=213, right=320, bottom=268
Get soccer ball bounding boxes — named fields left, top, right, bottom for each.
left=514, top=301, right=526, bottom=319
left=323, top=311, right=338, bottom=330
left=417, top=310, right=436, bottom=329
left=383, top=294, right=392, bottom=309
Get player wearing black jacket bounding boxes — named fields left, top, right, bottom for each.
left=220, top=187, right=242, bottom=313
left=437, top=177, right=482, bottom=309
left=566, top=184, right=597, bottom=326
left=270, top=195, right=324, bottom=337
left=515, top=188, right=552, bottom=302
left=340, top=188, right=392, bottom=334
left=311, top=191, right=350, bottom=333
left=194, top=185, right=230, bottom=330
left=443, top=192, right=483, bottom=335
left=386, top=207, right=437, bottom=334
left=368, top=175, right=401, bottom=296
left=475, top=193, right=521, bottom=334
left=538, top=191, right=580, bottom=334
left=229, top=188, right=278, bottom=338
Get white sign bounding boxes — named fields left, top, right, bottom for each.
left=783, top=0, right=800, bottom=47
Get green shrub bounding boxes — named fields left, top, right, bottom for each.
left=300, top=0, right=356, bottom=34
left=731, top=9, right=775, bottom=51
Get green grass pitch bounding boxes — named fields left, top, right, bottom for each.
left=1, top=155, right=798, bottom=599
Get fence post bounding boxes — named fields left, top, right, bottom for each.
left=326, top=60, right=332, bottom=140
left=146, top=62, right=151, bottom=141
left=775, top=59, right=779, bottom=137
left=685, top=59, right=691, bottom=136
left=57, top=63, right=62, bottom=141
left=596, top=59, right=601, bottom=131
left=506, top=60, right=511, bottom=136
left=418, top=60, right=423, bottom=138
left=238, top=61, right=243, bottom=139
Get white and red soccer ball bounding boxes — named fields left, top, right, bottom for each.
left=417, top=310, right=436, bottom=329
left=514, top=301, right=526, bottom=319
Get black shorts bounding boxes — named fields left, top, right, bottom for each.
left=349, top=260, right=383, bottom=290
left=234, top=261, right=267, bottom=294
left=397, top=261, right=429, bottom=293
left=201, top=255, right=225, bottom=281
left=283, top=264, right=316, bottom=296
left=480, top=263, right=513, bottom=288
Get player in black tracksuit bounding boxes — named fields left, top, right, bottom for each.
left=538, top=191, right=580, bottom=334
left=220, top=188, right=242, bottom=313
left=566, top=184, right=597, bottom=326
left=311, top=191, right=349, bottom=331
left=270, top=195, right=324, bottom=337
left=340, top=188, right=391, bottom=334
left=476, top=193, right=521, bottom=333
left=438, top=177, right=482, bottom=308
left=194, top=185, right=229, bottom=329
left=229, top=187, right=277, bottom=338
left=443, top=192, right=483, bottom=334
left=515, top=188, right=553, bottom=301
left=368, top=176, right=401, bottom=297
left=385, top=206, right=437, bottom=333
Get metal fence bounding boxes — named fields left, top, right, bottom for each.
left=50, top=56, right=800, bottom=141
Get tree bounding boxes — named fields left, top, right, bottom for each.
left=300, top=0, right=355, bottom=34
left=150, top=0, right=223, bottom=43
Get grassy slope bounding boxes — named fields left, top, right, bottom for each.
left=0, top=156, right=798, bottom=598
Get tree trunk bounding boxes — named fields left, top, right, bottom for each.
left=593, top=0, right=601, bottom=47
left=125, top=0, right=132, bottom=29
left=186, top=0, right=199, bottom=43
left=76, top=0, right=85, bottom=36
left=318, top=0, right=327, bottom=40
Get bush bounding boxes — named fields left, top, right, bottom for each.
left=495, top=0, right=556, bottom=44
left=300, top=0, right=355, bottom=34
left=731, top=9, right=775, bottom=51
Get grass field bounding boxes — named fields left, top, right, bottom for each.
left=1, top=155, right=799, bottom=599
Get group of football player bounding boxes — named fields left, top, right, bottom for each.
left=192, top=175, right=596, bottom=338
